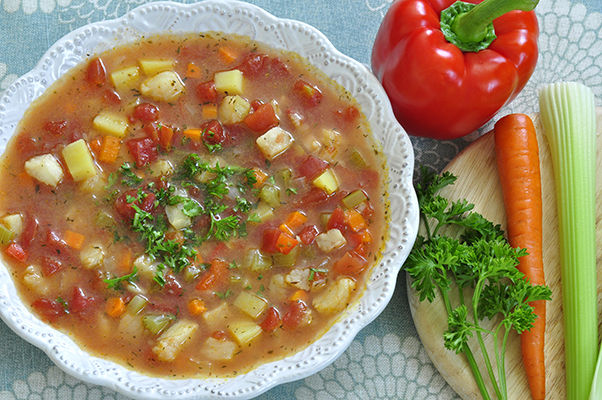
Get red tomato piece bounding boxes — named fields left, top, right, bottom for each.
left=261, top=228, right=282, bottom=253
left=32, top=298, right=66, bottom=323
left=196, top=259, right=229, bottom=291
left=144, top=122, right=161, bottom=144
left=86, top=57, right=106, bottom=86
left=20, top=216, right=39, bottom=249
left=282, top=300, right=311, bottom=329
left=260, top=306, right=282, bottom=332
left=298, top=155, right=329, bottom=181
left=295, top=187, right=329, bottom=207
left=201, top=120, right=225, bottom=145
left=196, top=81, right=218, bottom=104
left=334, top=106, right=360, bottom=125
left=44, top=120, right=68, bottom=136
left=293, top=79, right=323, bottom=107
left=5, top=242, right=27, bottom=262
left=69, top=286, right=97, bottom=313
left=243, top=103, right=279, bottom=133
left=102, top=89, right=121, bottom=106
left=41, top=256, right=63, bottom=277
left=298, top=225, right=319, bottom=245
left=211, top=330, right=229, bottom=341
left=327, top=208, right=347, bottom=232
left=333, top=251, right=368, bottom=275
left=237, top=53, right=269, bottom=77
left=45, top=230, right=69, bottom=256
left=162, top=274, right=183, bottom=297
left=115, top=189, right=157, bottom=220
left=269, top=57, right=291, bottom=77
left=126, top=137, right=159, bottom=167
left=133, top=103, right=159, bottom=123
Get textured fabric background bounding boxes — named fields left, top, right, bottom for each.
left=1, top=0, right=601, bottom=399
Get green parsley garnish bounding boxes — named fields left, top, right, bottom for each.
left=104, top=266, right=139, bottom=290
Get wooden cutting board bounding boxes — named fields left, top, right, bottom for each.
left=408, top=108, right=602, bottom=399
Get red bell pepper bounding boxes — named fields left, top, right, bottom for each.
left=371, top=0, right=539, bottom=140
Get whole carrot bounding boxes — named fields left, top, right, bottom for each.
left=494, top=113, right=545, bottom=400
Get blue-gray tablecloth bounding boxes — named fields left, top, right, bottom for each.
left=1, top=0, right=601, bottom=399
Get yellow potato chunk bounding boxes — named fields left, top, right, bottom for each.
left=139, top=59, right=175, bottom=76
left=152, top=320, right=198, bottom=362
left=93, top=112, right=130, bottom=138
left=219, top=95, right=251, bottom=124
left=312, top=277, right=357, bottom=314
left=140, top=71, right=185, bottom=102
left=110, top=66, right=140, bottom=92
left=233, top=292, right=268, bottom=319
left=312, top=169, right=339, bottom=194
left=214, top=69, right=243, bottom=95
left=228, top=321, right=262, bottom=345
left=62, top=139, right=97, bottom=182
left=24, top=154, right=64, bottom=187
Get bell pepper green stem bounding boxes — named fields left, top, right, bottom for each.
left=452, top=0, right=538, bottom=43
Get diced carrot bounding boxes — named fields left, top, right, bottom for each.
left=64, top=230, right=85, bottom=250
left=279, top=223, right=294, bottom=236
left=188, top=298, right=207, bottom=315
left=183, top=128, right=203, bottom=142
left=252, top=168, right=268, bottom=188
left=6, top=242, right=27, bottom=262
left=105, top=297, right=126, bottom=318
left=290, top=289, right=309, bottom=303
left=362, top=228, right=372, bottom=244
left=117, top=248, right=132, bottom=273
left=276, top=232, right=299, bottom=255
left=159, top=125, right=174, bottom=150
left=89, top=136, right=103, bottom=155
left=186, top=62, right=202, bottom=79
left=98, top=135, right=122, bottom=163
left=219, top=47, right=238, bottom=63
left=346, top=209, right=367, bottom=232
left=202, top=105, right=218, bottom=120
left=196, top=259, right=229, bottom=291
left=285, top=211, right=307, bottom=230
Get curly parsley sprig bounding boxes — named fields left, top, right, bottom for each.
left=405, top=166, right=552, bottom=400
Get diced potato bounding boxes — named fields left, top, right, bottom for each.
left=133, top=254, right=158, bottom=280
left=312, top=169, right=339, bottom=194
left=201, top=337, right=237, bottom=361
left=148, top=159, right=174, bottom=177
left=233, top=292, right=267, bottom=319
left=2, top=214, right=23, bottom=236
left=256, top=127, right=294, bottom=160
left=214, top=69, right=244, bottom=95
left=62, top=139, right=97, bottom=182
left=139, top=59, right=175, bottom=76
left=312, top=277, right=357, bottom=314
left=118, top=313, right=145, bottom=342
left=219, top=95, right=251, bottom=124
left=24, top=154, right=64, bottom=187
left=93, top=112, right=130, bottom=138
left=80, top=244, right=105, bottom=269
left=315, top=229, right=346, bottom=253
left=285, top=268, right=311, bottom=291
left=165, top=203, right=192, bottom=230
left=228, top=321, right=262, bottom=345
left=152, top=320, right=198, bottom=362
left=140, top=71, right=185, bottom=103
left=110, top=66, right=140, bottom=92
left=22, top=265, right=48, bottom=295
left=79, top=173, right=106, bottom=193
left=202, top=303, right=231, bottom=329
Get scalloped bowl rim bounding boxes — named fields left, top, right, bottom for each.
left=0, top=1, right=419, bottom=399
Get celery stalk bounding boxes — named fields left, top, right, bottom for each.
left=539, top=81, right=598, bottom=400
left=591, top=349, right=602, bottom=400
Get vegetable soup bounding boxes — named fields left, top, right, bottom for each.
left=0, top=33, right=388, bottom=378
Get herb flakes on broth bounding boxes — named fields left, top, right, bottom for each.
left=0, top=33, right=388, bottom=379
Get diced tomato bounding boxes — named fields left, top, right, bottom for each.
left=132, top=103, right=159, bottom=123
left=334, top=106, right=360, bottom=125
left=261, top=228, right=282, bottom=253
left=126, top=137, right=159, bottom=167
left=282, top=300, right=312, bottom=329
left=44, top=120, right=68, bottom=136
left=298, top=155, right=329, bottom=181
left=69, top=286, right=97, bottom=313
left=237, top=53, right=269, bottom=77
left=144, top=122, right=161, bottom=144
left=243, top=103, right=279, bottom=134
left=45, top=230, right=69, bottom=256
left=212, top=330, right=229, bottom=341
left=159, top=125, right=174, bottom=150
left=333, top=251, right=368, bottom=275
left=196, top=259, right=229, bottom=291
left=196, top=81, right=218, bottom=104
left=5, top=242, right=27, bottom=262
left=327, top=207, right=347, bottom=232
left=162, top=274, right=184, bottom=297
left=115, top=189, right=157, bottom=220
left=41, top=256, right=63, bottom=276
left=201, top=120, right=225, bottom=145
left=361, top=201, right=375, bottom=219
left=86, top=57, right=106, bottom=86
left=293, top=79, right=322, bottom=107
left=102, top=89, right=121, bottom=106
left=260, top=306, right=282, bottom=332
left=269, top=57, right=291, bottom=77
left=298, top=225, right=319, bottom=245
left=295, top=187, right=329, bottom=207
left=20, top=217, right=39, bottom=249
left=32, top=298, right=66, bottom=323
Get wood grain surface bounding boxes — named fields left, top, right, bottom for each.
left=408, top=108, right=602, bottom=399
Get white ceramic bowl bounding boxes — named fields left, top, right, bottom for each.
left=0, top=1, right=418, bottom=399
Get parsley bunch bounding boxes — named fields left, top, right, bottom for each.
left=405, top=167, right=551, bottom=400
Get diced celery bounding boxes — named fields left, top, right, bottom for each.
left=0, top=225, right=14, bottom=245
left=228, top=321, right=262, bottom=345
left=139, top=59, right=175, bottom=76
left=142, top=313, right=175, bottom=335
left=127, top=294, right=148, bottom=315
left=95, top=211, right=116, bottom=229
left=233, top=292, right=267, bottom=319
left=276, top=168, right=293, bottom=186
left=93, top=112, right=130, bottom=138
left=313, top=169, right=339, bottom=194
left=249, top=202, right=273, bottom=223
left=319, top=212, right=331, bottom=228
left=272, top=245, right=299, bottom=267
left=242, top=248, right=273, bottom=271
left=342, top=190, right=368, bottom=209
left=183, top=264, right=204, bottom=283
left=62, top=139, right=97, bottom=182
left=214, top=69, right=244, bottom=95
left=110, top=66, right=140, bottom=91
left=259, top=184, right=281, bottom=208
left=350, top=150, right=367, bottom=168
